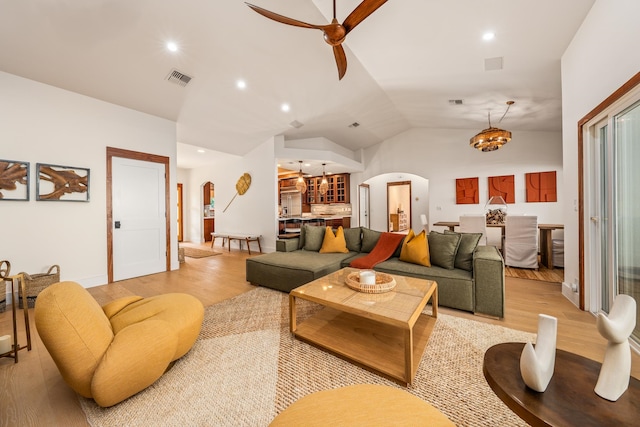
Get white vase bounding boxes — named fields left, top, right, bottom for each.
left=594, top=294, right=636, bottom=401
left=520, top=314, right=557, bottom=392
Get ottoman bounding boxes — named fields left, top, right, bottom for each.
left=269, top=384, right=455, bottom=426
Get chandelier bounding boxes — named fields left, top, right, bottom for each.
left=470, top=101, right=514, bottom=152
left=319, top=163, right=329, bottom=196
left=295, top=161, right=307, bottom=194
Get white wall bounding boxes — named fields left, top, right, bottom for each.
left=561, top=0, right=640, bottom=306
left=184, top=138, right=279, bottom=252
left=0, top=72, right=177, bottom=287
left=352, top=127, right=563, bottom=245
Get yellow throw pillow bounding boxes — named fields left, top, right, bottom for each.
left=399, top=229, right=431, bottom=267
left=319, top=226, right=349, bottom=253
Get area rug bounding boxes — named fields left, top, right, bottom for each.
left=80, top=288, right=534, bottom=426
left=181, top=247, right=222, bottom=258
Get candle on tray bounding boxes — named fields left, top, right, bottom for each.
left=0, top=335, right=11, bottom=354
left=360, top=270, right=376, bottom=285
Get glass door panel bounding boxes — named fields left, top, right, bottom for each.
left=589, top=121, right=611, bottom=314
left=614, top=100, right=640, bottom=342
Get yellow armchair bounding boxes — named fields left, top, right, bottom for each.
left=35, top=281, right=204, bottom=407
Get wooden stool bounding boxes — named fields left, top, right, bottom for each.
left=0, top=272, right=32, bottom=363
left=269, top=384, right=454, bottom=426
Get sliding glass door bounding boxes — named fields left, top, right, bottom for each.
left=614, top=101, right=640, bottom=343
left=586, top=95, right=640, bottom=345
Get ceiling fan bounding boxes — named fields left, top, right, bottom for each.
left=246, top=0, right=388, bottom=80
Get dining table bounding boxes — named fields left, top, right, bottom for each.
left=432, top=221, right=564, bottom=269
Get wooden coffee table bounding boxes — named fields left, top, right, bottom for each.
left=289, top=268, right=438, bottom=385
left=483, top=342, right=640, bottom=426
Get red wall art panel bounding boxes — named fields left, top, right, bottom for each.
left=488, top=175, right=515, bottom=203
left=525, top=171, right=557, bottom=202
left=456, top=177, right=479, bottom=204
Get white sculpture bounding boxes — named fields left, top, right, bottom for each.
left=595, top=294, right=636, bottom=401
left=520, top=314, right=557, bottom=392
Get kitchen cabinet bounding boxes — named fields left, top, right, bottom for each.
left=303, top=173, right=350, bottom=209
left=204, top=218, right=215, bottom=242
left=325, top=217, right=351, bottom=229
left=203, top=182, right=215, bottom=241
left=203, top=182, right=214, bottom=206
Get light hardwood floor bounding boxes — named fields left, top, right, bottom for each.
left=1, top=243, right=638, bottom=426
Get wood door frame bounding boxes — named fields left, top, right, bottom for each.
left=387, top=180, right=412, bottom=232
left=106, top=147, right=171, bottom=283
left=577, top=71, right=640, bottom=310
left=177, top=183, right=184, bottom=242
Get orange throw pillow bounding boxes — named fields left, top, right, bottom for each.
left=399, top=229, right=431, bottom=267
left=319, top=226, right=349, bottom=253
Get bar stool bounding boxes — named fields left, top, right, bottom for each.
left=0, top=261, right=32, bottom=363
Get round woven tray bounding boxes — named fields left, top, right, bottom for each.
left=345, top=271, right=396, bottom=294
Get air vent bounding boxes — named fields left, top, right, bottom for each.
left=166, top=69, right=193, bottom=87
left=484, top=57, right=503, bottom=71
left=289, top=120, right=304, bottom=129
left=449, top=99, right=464, bottom=105
left=349, top=122, right=360, bottom=128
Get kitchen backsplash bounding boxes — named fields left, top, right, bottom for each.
left=311, top=203, right=352, bottom=216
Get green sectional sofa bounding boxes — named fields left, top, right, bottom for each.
left=246, top=226, right=505, bottom=318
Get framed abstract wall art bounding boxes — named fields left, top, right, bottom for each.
left=488, top=175, right=515, bottom=203
left=525, top=171, right=557, bottom=202
left=456, top=177, right=479, bottom=204
left=0, top=159, right=30, bottom=201
left=36, top=163, right=90, bottom=202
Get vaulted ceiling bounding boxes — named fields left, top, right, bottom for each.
left=0, top=0, right=595, bottom=169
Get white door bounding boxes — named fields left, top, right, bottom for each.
left=112, top=157, right=167, bottom=281
left=358, top=184, right=370, bottom=228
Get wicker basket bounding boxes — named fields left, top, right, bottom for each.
left=18, top=265, right=60, bottom=308
left=345, top=271, right=396, bottom=294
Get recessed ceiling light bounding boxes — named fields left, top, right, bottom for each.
left=482, top=32, right=495, bottom=41
left=281, top=103, right=290, bottom=112
left=236, top=79, right=247, bottom=89
left=197, top=149, right=205, bottom=153
left=167, top=41, right=178, bottom=52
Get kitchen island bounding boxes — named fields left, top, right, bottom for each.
left=278, top=215, right=351, bottom=235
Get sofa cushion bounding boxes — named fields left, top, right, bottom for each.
left=361, top=228, right=382, bottom=253
left=393, top=235, right=407, bottom=258
left=298, top=225, right=306, bottom=249
left=445, top=230, right=482, bottom=272
left=399, top=229, right=431, bottom=267
left=427, top=231, right=461, bottom=270
left=303, top=225, right=326, bottom=252
left=320, top=226, right=349, bottom=253
left=343, top=227, right=362, bottom=252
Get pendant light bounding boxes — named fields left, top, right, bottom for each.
left=470, top=101, right=514, bottom=152
left=295, top=160, right=307, bottom=194
left=319, top=163, right=329, bottom=196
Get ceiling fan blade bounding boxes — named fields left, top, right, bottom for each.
left=342, top=0, right=388, bottom=34
left=333, top=44, right=347, bottom=80
left=246, top=3, right=321, bottom=30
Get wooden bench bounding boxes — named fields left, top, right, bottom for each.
left=211, top=233, right=262, bottom=255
